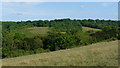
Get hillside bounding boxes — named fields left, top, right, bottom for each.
left=82, top=26, right=101, bottom=31
left=15, top=26, right=100, bottom=37
left=2, top=40, right=118, bottom=66
left=16, top=27, right=50, bottom=37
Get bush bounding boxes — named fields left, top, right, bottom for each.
left=42, top=33, right=78, bottom=51
left=34, top=48, right=49, bottom=53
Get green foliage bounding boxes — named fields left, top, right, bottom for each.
left=53, top=20, right=82, bottom=34
left=42, top=33, right=78, bottom=51
left=2, top=31, right=47, bottom=58
left=2, top=18, right=119, bottom=58
left=34, top=48, right=49, bottom=53
left=14, top=33, right=27, bottom=40
left=91, top=27, right=119, bottom=42
left=80, top=19, right=118, bottom=29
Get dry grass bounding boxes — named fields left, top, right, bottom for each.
left=2, top=40, right=118, bottom=66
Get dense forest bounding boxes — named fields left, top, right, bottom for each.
left=2, top=18, right=120, bottom=58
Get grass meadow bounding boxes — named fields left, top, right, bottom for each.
left=16, top=27, right=50, bottom=37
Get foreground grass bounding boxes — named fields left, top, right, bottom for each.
left=2, top=40, right=118, bottom=66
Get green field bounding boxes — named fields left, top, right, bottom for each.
left=82, top=26, right=101, bottom=31
left=2, top=40, right=118, bottom=66
left=16, top=27, right=50, bottom=37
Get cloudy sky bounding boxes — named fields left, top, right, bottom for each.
left=2, top=2, right=118, bottom=21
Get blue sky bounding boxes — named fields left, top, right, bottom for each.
left=2, top=2, right=118, bottom=21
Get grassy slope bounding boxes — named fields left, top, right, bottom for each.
left=82, top=26, right=101, bottom=31
left=16, top=27, right=50, bottom=37
left=2, top=40, right=118, bottom=66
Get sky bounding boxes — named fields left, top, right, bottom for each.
left=1, top=2, right=118, bottom=21
left=2, top=0, right=119, bottom=2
